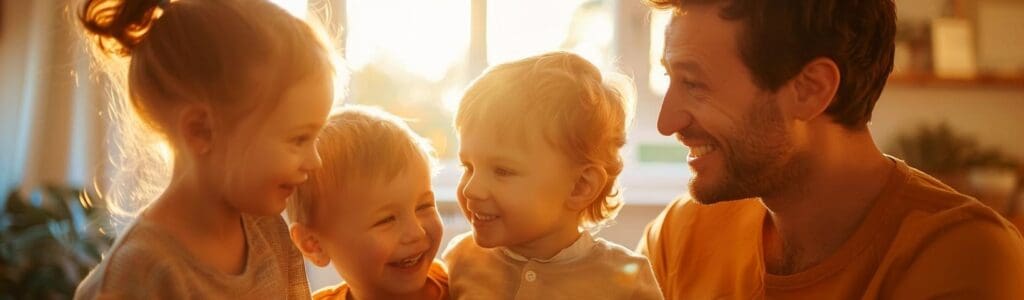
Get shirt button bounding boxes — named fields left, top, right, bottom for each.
left=525, top=270, right=537, bottom=282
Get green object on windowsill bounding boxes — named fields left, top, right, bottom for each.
left=0, top=185, right=113, bottom=299
left=638, top=143, right=689, bottom=163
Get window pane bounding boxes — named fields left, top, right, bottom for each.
left=344, top=0, right=471, bottom=158
left=649, top=10, right=671, bottom=95
left=268, top=0, right=308, bottom=18
left=346, top=0, right=470, bottom=82
left=487, top=0, right=613, bottom=68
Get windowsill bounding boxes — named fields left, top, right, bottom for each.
left=432, top=159, right=690, bottom=206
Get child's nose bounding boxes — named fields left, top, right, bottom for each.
left=302, top=146, right=323, bottom=172
left=460, top=174, right=487, bottom=201
left=399, top=218, right=428, bottom=245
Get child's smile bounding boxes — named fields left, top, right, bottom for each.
left=457, top=124, right=584, bottom=259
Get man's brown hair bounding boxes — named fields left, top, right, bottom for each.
left=648, top=0, right=896, bottom=129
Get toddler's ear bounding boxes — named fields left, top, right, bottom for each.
left=289, top=223, right=331, bottom=267
left=567, top=164, right=608, bottom=211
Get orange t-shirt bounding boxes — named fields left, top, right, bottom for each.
left=1011, top=215, right=1024, bottom=234
left=639, top=159, right=1024, bottom=299
left=313, top=260, right=449, bottom=300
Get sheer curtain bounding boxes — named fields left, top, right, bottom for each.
left=1, top=0, right=106, bottom=197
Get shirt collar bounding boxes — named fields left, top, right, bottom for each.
left=499, top=231, right=597, bottom=264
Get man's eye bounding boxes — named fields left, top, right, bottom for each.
left=681, top=80, right=703, bottom=90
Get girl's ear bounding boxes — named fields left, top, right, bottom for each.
left=566, top=164, right=608, bottom=211
left=289, top=223, right=331, bottom=267
left=178, top=104, right=215, bottom=156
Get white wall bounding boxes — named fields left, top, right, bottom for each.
left=0, top=0, right=106, bottom=195
left=871, top=86, right=1024, bottom=160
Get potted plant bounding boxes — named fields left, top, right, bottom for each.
left=890, top=122, right=1020, bottom=214
left=0, top=185, right=113, bottom=299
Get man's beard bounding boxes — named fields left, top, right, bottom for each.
left=690, top=95, right=810, bottom=204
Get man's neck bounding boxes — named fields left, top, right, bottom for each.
left=760, top=131, right=895, bottom=275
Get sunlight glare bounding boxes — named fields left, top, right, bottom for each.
left=346, top=0, right=470, bottom=82
left=268, top=0, right=309, bottom=19
left=649, top=10, right=671, bottom=95
left=487, top=0, right=585, bottom=65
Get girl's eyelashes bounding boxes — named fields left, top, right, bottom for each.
left=416, top=203, right=435, bottom=211
left=374, top=215, right=396, bottom=227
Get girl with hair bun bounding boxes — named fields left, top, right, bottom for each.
left=75, top=0, right=343, bottom=298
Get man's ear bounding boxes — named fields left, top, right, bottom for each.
left=787, top=57, right=840, bottom=122
left=177, top=104, right=215, bottom=156
left=566, top=164, right=609, bottom=211
left=289, top=223, right=331, bottom=267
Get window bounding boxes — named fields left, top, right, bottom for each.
left=268, top=0, right=309, bottom=18
left=263, top=1, right=688, bottom=204
left=487, top=0, right=613, bottom=69
left=648, top=10, right=670, bottom=95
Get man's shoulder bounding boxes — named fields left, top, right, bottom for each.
left=655, top=196, right=764, bottom=233
left=880, top=162, right=1024, bottom=294
left=641, top=196, right=765, bottom=260
left=884, top=218, right=1024, bottom=297
left=894, top=163, right=1018, bottom=239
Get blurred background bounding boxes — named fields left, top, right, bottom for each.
left=2, top=0, right=1023, bottom=297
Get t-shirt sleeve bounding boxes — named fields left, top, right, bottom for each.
left=887, top=219, right=1024, bottom=298
left=637, top=198, right=685, bottom=289
left=630, top=258, right=666, bottom=300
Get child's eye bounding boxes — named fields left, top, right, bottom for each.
left=494, top=167, right=514, bottom=177
left=374, top=216, right=396, bottom=227
left=292, top=135, right=312, bottom=146
left=416, top=203, right=435, bottom=211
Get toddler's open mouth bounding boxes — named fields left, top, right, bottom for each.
left=389, top=251, right=426, bottom=269
left=472, top=212, right=499, bottom=224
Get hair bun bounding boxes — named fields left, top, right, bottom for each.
left=79, top=0, right=166, bottom=56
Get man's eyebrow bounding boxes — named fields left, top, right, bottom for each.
left=662, top=58, right=709, bottom=78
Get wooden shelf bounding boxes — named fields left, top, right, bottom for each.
left=888, top=73, right=1024, bottom=89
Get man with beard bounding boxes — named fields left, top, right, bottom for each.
left=637, top=0, right=1024, bottom=298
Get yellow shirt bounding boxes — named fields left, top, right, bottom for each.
left=312, top=260, right=449, bottom=300
left=639, top=159, right=1024, bottom=299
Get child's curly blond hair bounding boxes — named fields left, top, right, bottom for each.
left=455, top=51, right=635, bottom=230
left=287, top=106, right=438, bottom=228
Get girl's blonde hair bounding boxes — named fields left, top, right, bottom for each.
left=287, top=106, right=439, bottom=228
left=455, top=51, right=636, bottom=231
left=78, top=0, right=344, bottom=230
